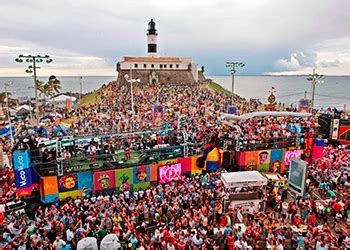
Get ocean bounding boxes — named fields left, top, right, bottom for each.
left=1, top=75, right=349, bottom=109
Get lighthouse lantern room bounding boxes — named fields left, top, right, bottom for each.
left=147, top=19, right=158, bottom=57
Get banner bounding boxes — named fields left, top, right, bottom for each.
left=298, top=99, right=310, bottom=113
left=58, top=174, right=78, bottom=193
left=284, top=149, right=302, bottom=166
left=159, top=163, right=182, bottom=183
left=269, top=149, right=285, bottom=173
left=94, top=170, right=116, bottom=191
left=133, top=165, right=150, bottom=184
left=227, top=106, right=237, bottom=115
left=304, top=137, right=314, bottom=163
left=13, top=151, right=33, bottom=196
left=38, top=155, right=210, bottom=203
left=237, top=149, right=286, bottom=173
left=115, top=168, right=133, bottom=193
left=153, top=105, right=164, bottom=127
left=312, top=138, right=325, bottom=163
left=66, top=98, right=72, bottom=110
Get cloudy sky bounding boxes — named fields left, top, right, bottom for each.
left=1, top=0, right=349, bottom=76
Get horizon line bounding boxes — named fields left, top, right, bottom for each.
left=1, top=74, right=350, bottom=78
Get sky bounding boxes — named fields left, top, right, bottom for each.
left=0, top=0, right=350, bottom=76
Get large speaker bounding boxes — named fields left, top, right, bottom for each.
left=222, top=151, right=231, bottom=171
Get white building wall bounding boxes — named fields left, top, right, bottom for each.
left=191, top=64, right=198, bottom=82
left=120, top=60, right=191, bottom=70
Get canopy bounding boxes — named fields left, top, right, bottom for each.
left=49, top=94, right=77, bottom=102
left=219, top=111, right=312, bottom=121
left=77, top=237, right=98, bottom=250
left=34, top=127, right=48, bottom=138
left=51, top=125, right=69, bottom=133
left=0, top=125, right=14, bottom=138
left=221, top=171, right=267, bottom=188
left=16, top=105, right=33, bottom=116
left=16, top=105, right=33, bottom=112
left=100, top=234, right=121, bottom=250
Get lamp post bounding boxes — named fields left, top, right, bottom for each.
left=4, top=82, right=14, bottom=145
left=226, top=62, right=245, bottom=94
left=79, top=75, right=83, bottom=100
left=124, top=67, right=140, bottom=131
left=15, top=54, right=53, bottom=124
left=307, top=69, right=325, bottom=110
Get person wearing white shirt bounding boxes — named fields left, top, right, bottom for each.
left=66, top=228, right=74, bottom=242
left=167, top=242, right=176, bottom=250
left=234, top=239, right=242, bottom=249
left=277, top=239, right=284, bottom=250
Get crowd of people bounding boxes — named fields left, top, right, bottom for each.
left=1, top=80, right=349, bottom=249
left=1, top=162, right=349, bottom=249
left=4, top=80, right=319, bottom=165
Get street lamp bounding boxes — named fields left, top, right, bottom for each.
left=4, top=82, right=14, bottom=145
left=226, top=62, right=245, bottom=94
left=307, top=69, right=325, bottom=110
left=15, top=54, right=53, bottom=124
left=124, top=70, right=140, bottom=131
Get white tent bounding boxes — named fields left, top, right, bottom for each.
left=16, top=105, right=33, bottom=116
left=100, top=234, right=122, bottom=250
left=16, top=105, right=33, bottom=112
left=221, top=171, right=267, bottom=188
left=48, top=94, right=77, bottom=108
left=77, top=237, right=98, bottom=250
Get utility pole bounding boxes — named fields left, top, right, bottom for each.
left=307, top=68, right=325, bottom=110
left=124, top=65, right=140, bottom=132
left=5, top=82, right=14, bottom=145
left=15, top=54, right=53, bottom=125
left=79, top=75, right=83, bottom=100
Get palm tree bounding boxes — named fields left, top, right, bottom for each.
left=36, top=80, right=47, bottom=98
left=46, top=75, right=61, bottom=97
left=0, top=92, right=7, bottom=103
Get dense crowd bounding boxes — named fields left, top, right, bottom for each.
left=1, top=156, right=349, bottom=249
left=1, top=80, right=349, bottom=249
left=5, top=81, right=319, bottom=165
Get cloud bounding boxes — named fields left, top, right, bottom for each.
left=270, top=37, right=350, bottom=75
left=318, top=59, right=341, bottom=68
left=0, top=40, right=115, bottom=76
left=276, top=50, right=317, bottom=71
left=0, top=0, right=350, bottom=75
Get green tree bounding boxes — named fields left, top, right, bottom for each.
left=36, top=80, right=47, bottom=98
left=46, top=75, right=61, bottom=97
left=0, top=92, right=11, bottom=103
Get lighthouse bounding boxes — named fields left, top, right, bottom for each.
left=117, top=20, right=205, bottom=84
left=147, top=19, right=157, bottom=57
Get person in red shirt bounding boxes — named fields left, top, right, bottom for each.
left=307, top=213, right=317, bottom=226
left=226, top=231, right=235, bottom=250
left=0, top=212, right=4, bottom=224
left=292, top=214, right=302, bottom=226
left=332, top=201, right=342, bottom=213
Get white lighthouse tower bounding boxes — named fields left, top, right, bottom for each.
left=147, top=19, right=157, bottom=57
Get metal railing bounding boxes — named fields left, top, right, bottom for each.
left=32, top=143, right=203, bottom=176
